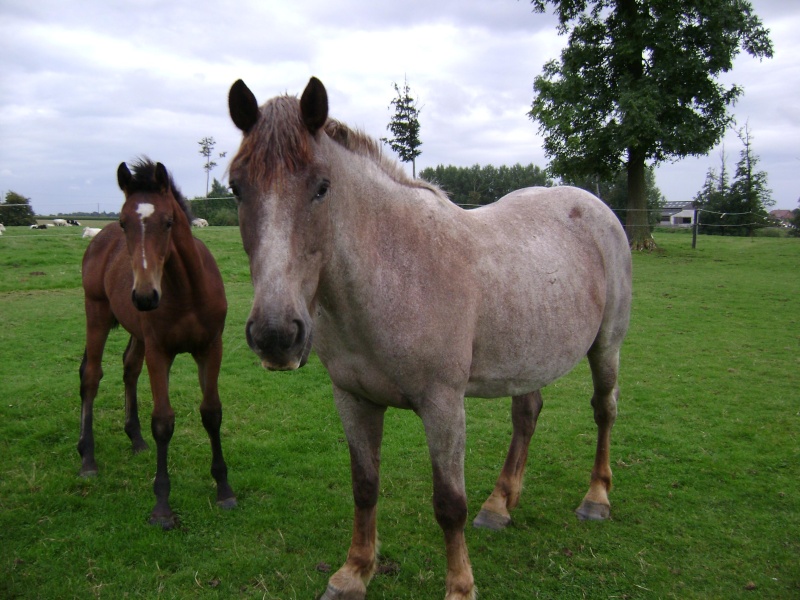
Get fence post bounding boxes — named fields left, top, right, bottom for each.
left=692, top=207, right=699, bottom=249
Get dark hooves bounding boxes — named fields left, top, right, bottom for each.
left=149, top=513, right=178, bottom=530
left=575, top=500, right=610, bottom=521
left=217, top=497, right=238, bottom=510
left=472, top=509, right=511, bottom=531
left=318, top=583, right=365, bottom=600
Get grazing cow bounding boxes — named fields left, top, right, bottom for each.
left=0, top=223, right=6, bottom=232
left=191, top=218, right=209, bottom=227
left=82, top=227, right=101, bottom=239
left=53, top=219, right=68, bottom=227
left=31, top=224, right=49, bottom=229
left=68, top=219, right=81, bottom=226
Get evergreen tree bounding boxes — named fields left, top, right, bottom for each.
left=381, top=78, right=422, bottom=177
left=729, top=122, right=773, bottom=236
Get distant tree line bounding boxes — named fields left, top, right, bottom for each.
left=188, top=178, right=238, bottom=226
left=419, top=163, right=552, bottom=207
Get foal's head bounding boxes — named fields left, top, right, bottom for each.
left=117, top=159, right=188, bottom=311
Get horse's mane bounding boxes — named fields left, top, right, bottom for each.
left=230, top=95, right=447, bottom=201
left=128, top=158, right=193, bottom=222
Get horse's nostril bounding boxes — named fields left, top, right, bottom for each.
left=291, top=320, right=305, bottom=348
left=245, top=320, right=255, bottom=348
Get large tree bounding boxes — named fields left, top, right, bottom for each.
left=529, top=0, right=773, bottom=250
left=381, top=77, right=422, bottom=177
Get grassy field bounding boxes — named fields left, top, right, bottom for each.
left=1, top=224, right=798, bottom=599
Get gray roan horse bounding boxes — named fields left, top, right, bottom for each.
left=228, top=77, right=631, bottom=600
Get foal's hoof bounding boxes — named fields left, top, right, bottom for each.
left=79, top=467, right=98, bottom=478
left=575, top=500, right=610, bottom=521
left=217, top=496, right=237, bottom=510
left=131, top=439, right=149, bottom=454
left=319, top=583, right=365, bottom=600
left=149, top=513, right=178, bottom=530
left=472, top=509, right=511, bottom=531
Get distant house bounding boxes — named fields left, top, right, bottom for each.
left=769, top=209, right=794, bottom=227
left=660, top=201, right=695, bottom=227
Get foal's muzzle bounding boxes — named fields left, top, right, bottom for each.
left=132, top=288, right=160, bottom=311
left=245, top=316, right=312, bottom=371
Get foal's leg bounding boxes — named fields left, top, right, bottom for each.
left=322, top=387, right=386, bottom=600
left=419, top=394, right=475, bottom=600
left=576, top=346, right=620, bottom=521
left=78, top=300, right=113, bottom=476
left=144, top=347, right=177, bottom=529
left=122, top=336, right=148, bottom=453
left=473, top=390, right=543, bottom=530
left=194, top=336, right=236, bottom=509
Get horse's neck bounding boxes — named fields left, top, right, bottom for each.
left=165, top=207, right=207, bottom=296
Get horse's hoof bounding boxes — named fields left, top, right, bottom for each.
left=217, top=496, right=237, bottom=510
left=79, top=468, right=98, bottom=478
left=473, top=509, right=511, bottom=531
left=575, top=500, right=610, bottom=521
left=149, top=513, right=177, bottom=530
left=132, top=439, right=149, bottom=454
left=318, top=583, right=365, bottom=600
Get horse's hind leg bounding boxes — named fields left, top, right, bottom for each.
left=473, top=391, right=543, bottom=530
left=122, top=336, right=148, bottom=453
left=195, top=337, right=236, bottom=509
left=576, top=345, right=620, bottom=521
left=78, top=301, right=113, bottom=476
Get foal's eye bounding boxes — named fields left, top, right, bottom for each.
left=230, top=182, right=241, bottom=199
left=119, top=220, right=126, bottom=231
left=165, top=219, right=173, bottom=229
left=314, top=180, right=330, bottom=201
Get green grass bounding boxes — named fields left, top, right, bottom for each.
left=1, top=225, right=798, bottom=599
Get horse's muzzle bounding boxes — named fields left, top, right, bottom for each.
left=132, top=288, right=160, bottom=311
left=245, top=316, right=312, bottom=370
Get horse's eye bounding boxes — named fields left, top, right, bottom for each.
left=314, top=180, right=330, bottom=201
left=165, top=219, right=173, bottom=229
left=230, top=182, right=241, bottom=199
left=119, top=220, right=126, bottom=231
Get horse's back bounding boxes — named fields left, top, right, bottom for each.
left=463, top=186, right=631, bottom=396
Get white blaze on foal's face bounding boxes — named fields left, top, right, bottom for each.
left=136, top=203, right=155, bottom=269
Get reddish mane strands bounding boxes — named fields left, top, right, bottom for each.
left=230, top=95, right=313, bottom=190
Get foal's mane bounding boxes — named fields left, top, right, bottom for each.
left=230, top=94, right=445, bottom=199
left=127, top=158, right=193, bottom=222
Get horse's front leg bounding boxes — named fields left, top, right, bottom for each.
left=194, top=336, right=236, bottom=509
left=145, top=347, right=177, bottom=529
left=322, top=387, right=386, bottom=600
left=122, top=336, right=148, bottom=453
left=419, top=393, right=475, bottom=600
left=474, top=391, right=543, bottom=530
left=78, top=300, right=113, bottom=476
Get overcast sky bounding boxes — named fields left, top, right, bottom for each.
left=1, top=0, right=797, bottom=217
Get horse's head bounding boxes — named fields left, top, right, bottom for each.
left=228, top=77, right=332, bottom=370
left=117, top=160, right=179, bottom=312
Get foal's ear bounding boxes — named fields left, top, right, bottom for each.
left=229, top=79, right=260, bottom=133
left=300, top=76, right=328, bottom=135
left=117, top=162, right=132, bottom=192
left=155, top=162, right=170, bottom=192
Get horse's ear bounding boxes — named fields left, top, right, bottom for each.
left=117, top=162, right=132, bottom=192
left=300, top=76, right=328, bottom=135
left=229, top=79, right=259, bottom=133
left=154, top=162, right=170, bottom=192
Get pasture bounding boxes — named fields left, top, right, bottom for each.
left=1, top=224, right=798, bottom=599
